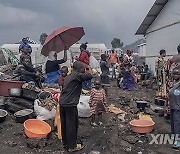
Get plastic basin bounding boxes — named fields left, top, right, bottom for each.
left=24, top=119, right=51, bottom=138
left=129, top=119, right=155, bottom=134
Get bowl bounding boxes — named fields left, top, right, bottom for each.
left=14, top=109, right=34, bottom=123
left=24, top=119, right=51, bottom=138
left=0, top=109, right=8, bottom=123
left=129, top=119, right=155, bottom=133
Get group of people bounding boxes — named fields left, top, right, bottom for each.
left=100, top=49, right=141, bottom=91
left=155, top=45, right=180, bottom=148
left=16, top=37, right=180, bottom=150
left=16, top=40, right=107, bottom=152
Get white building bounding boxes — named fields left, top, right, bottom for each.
left=137, top=43, right=146, bottom=57
left=136, top=0, right=180, bottom=73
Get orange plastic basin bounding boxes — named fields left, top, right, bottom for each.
left=129, top=119, right=155, bottom=134
left=24, top=119, right=51, bottom=138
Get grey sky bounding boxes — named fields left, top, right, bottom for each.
left=0, top=0, right=155, bottom=47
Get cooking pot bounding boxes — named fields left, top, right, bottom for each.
left=154, top=98, right=165, bottom=106
left=0, top=109, right=8, bottom=123
left=8, top=88, right=22, bottom=97
left=0, top=102, right=7, bottom=110
left=136, top=101, right=148, bottom=111
left=22, top=89, right=38, bottom=100
left=14, top=109, right=34, bottom=123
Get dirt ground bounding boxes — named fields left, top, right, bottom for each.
left=0, top=81, right=179, bottom=154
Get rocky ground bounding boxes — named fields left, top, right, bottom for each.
left=0, top=81, right=179, bottom=154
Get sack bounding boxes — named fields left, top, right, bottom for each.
left=89, top=56, right=101, bottom=75
left=77, top=95, right=91, bottom=118
left=34, top=99, right=56, bottom=120
left=89, top=55, right=100, bottom=69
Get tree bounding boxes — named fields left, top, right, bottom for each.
left=39, top=33, right=48, bottom=45
left=111, top=38, right=123, bottom=49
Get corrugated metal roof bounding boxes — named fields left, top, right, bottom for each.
left=135, top=0, right=169, bottom=35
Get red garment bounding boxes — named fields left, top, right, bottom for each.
left=58, top=76, right=64, bottom=86
left=77, top=50, right=90, bottom=65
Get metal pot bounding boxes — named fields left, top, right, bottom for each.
left=0, top=109, right=8, bottom=123
left=8, top=88, right=22, bottom=97
left=136, top=101, right=148, bottom=111
left=14, top=109, right=34, bottom=123
left=154, top=98, right=165, bottom=106
left=0, top=102, right=7, bottom=110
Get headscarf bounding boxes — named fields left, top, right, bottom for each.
left=42, top=51, right=56, bottom=73
left=48, top=51, right=56, bottom=61
left=80, top=43, right=88, bottom=50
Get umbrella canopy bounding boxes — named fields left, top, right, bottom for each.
left=41, top=26, right=85, bottom=56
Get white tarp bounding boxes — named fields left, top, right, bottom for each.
left=1, top=44, right=72, bottom=67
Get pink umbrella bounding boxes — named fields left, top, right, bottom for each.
left=41, top=26, right=85, bottom=56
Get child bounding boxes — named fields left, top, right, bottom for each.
left=58, top=66, right=68, bottom=90
left=100, top=54, right=110, bottom=85
left=59, top=61, right=93, bottom=152
left=20, top=46, right=32, bottom=65
left=89, top=78, right=107, bottom=126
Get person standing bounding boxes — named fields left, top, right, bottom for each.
left=155, top=49, right=168, bottom=98
left=89, top=78, right=107, bottom=126
left=19, top=37, right=32, bottom=54
left=109, top=50, right=118, bottom=79
left=169, top=67, right=180, bottom=149
left=76, top=42, right=91, bottom=90
left=100, top=54, right=110, bottom=85
left=59, top=61, right=93, bottom=152
left=167, top=44, right=180, bottom=81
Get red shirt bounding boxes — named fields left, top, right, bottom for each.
left=77, top=50, right=90, bottom=66
left=58, top=76, right=64, bottom=86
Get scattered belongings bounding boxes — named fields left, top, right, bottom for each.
left=34, top=92, right=57, bottom=120
left=24, top=119, right=51, bottom=138
left=108, top=104, right=126, bottom=115
left=0, top=64, right=12, bottom=73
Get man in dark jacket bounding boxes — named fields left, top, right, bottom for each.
left=59, top=61, right=93, bottom=152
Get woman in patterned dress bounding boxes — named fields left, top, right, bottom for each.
left=89, top=78, right=107, bottom=126
left=155, top=49, right=168, bottom=98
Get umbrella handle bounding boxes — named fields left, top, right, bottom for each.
left=58, top=35, right=69, bottom=50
